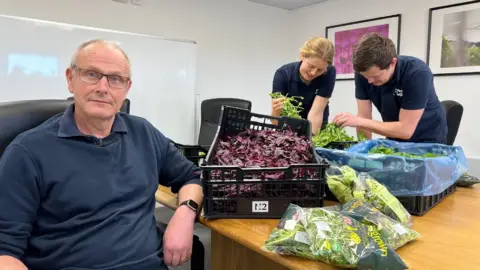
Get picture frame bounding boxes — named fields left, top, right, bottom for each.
left=427, top=1, right=480, bottom=76
left=325, top=14, right=402, bottom=80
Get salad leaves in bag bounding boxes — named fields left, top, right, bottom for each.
left=301, top=207, right=408, bottom=269
left=264, top=204, right=316, bottom=260
left=327, top=166, right=412, bottom=225
left=326, top=199, right=420, bottom=250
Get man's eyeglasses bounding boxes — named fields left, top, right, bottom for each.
left=72, top=66, right=130, bottom=89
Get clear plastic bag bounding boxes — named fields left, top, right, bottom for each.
left=263, top=204, right=316, bottom=260
left=317, top=139, right=468, bottom=196
left=300, top=206, right=408, bottom=269
left=264, top=204, right=408, bottom=269
left=324, top=199, right=420, bottom=250
left=326, top=165, right=412, bottom=225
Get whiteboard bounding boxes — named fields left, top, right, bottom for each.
left=0, top=14, right=197, bottom=144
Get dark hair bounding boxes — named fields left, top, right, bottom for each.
left=352, top=33, right=397, bottom=72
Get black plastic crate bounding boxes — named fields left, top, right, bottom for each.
left=200, top=106, right=329, bottom=219
left=324, top=141, right=358, bottom=150
left=396, top=183, right=456, bottom=216
left=169, top=139, right=208, bottom=166
left=324, top=181, right=457, bottom=213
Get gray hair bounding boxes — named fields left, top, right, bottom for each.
left=70, top=39, right=132, bottom=76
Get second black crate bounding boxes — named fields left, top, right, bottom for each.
left=324, top=180, right=456, bottom=216
left=169, top=139, right=208, bottom=166
left=396, top=183, right=456, bottom=216
left=324, top=141, right=359, bottom=150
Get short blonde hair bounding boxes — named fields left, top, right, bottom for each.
left=299, top=37, right=334, bottom=65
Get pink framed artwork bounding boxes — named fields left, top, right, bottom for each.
left=325, top=14, right=402, bottom=80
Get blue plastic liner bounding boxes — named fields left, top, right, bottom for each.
left=316, top=139, right=468, bottom=197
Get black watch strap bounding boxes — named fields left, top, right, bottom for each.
left=179, top=200, right=200, bottom=216
left=179, top=200, right=201, bottom=222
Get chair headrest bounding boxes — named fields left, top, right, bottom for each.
left=0, top=99, right=73, bottom=156
left=200, top=98, right=252, bottom=124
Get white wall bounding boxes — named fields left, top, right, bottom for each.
left=0, top=0, right=291, bottom=117
left=291, top=0, right=480, bottom=168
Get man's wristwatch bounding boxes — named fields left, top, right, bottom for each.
left=179, top=199, right=200, bottom=220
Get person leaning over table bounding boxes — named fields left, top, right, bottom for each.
left=332, top=33, right=448, bottom=144
left=271, top=37, right=336, bottom=134
left=0, top=39, right=203, bottom=270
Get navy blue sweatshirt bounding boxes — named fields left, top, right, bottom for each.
left=0, top=104, right=202, bottom=270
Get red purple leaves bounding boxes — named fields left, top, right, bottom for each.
left=212, top=129, right=312, bottom=168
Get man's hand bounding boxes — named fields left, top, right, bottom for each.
left=163, top=206, right=195, bottom=267
left=271, top=97, right=285, bottom=116
left=0, top=256, right=28, bottom=270
left=332, top=112, right=363, bottom=128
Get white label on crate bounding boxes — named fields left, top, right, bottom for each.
left=284, top=219, right=297, bottom=230
left=392, top=224, right=408, bottom=235
left=294, top=231, right=311, bottom=245
left=315, top=221, right=332, bottom=232
left=252, top=201, right=269, bottom=213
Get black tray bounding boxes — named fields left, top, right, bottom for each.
left=396, top=183, right=457, bottom=216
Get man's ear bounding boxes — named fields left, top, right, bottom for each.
left=66, top=67, right=74, bottom=94
left=391, top=57, right=398, bottom=67
left=125, top=80, right=132, bottom=95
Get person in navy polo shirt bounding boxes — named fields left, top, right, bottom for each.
left=332, top=33, right=447, bottom=143
left=0, top=40, right=203, bottom=270
left=271, top=37, right=336, bottom=134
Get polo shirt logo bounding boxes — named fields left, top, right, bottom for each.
left=394, top=88, right=403, bottom=97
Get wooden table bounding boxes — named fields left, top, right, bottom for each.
left=155, top=185, right=480, bottom=270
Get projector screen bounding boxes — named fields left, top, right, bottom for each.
left=0, top=14, right=197, bottom=144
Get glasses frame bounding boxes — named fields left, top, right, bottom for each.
left=72, top=65, right=131, bottom=89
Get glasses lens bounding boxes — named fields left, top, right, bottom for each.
left=78, top=68, right=128, bottom=89
left=80, top=69, right=102, bottom=84
left=107, top=75, right=129, bottom=89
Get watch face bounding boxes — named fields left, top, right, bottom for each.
left=187, top=200, right=199, bottom=210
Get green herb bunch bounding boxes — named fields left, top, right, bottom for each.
left=369, top=146, right=441, bottom=158
left=357, top=132, right=367, bottom=142
left=312, top=123, right=355, bottom=148
left=270, top=92, right=304, bottom=119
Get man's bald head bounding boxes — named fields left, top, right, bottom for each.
left=70, top=39, right=131, bottom=76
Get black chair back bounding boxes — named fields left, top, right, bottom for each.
left=0, top=99, right=73, bottom=156
left=441, top=100, right=463, bottom=145
left=198, top=98, right=252, bottom=148
left=66, top=97, right=130, bottom=114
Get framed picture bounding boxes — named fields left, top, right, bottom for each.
left=325, top=14, right=402, bottom=80
left=427, top=1, right=480, bottom=76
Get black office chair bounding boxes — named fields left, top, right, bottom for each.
left=0, top=99, right=204, bottom=270
left=0, top=99, right=73, bottom=156
left=198, top=98, right=252, bottom=148
left=441, top=100, right=463, bottom=145
left=66, top=97, right=131, bottom=114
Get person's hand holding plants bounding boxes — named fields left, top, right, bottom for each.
left=271, top=96, right=285, bottom=116
left=269, top=92, right=303, bottom=119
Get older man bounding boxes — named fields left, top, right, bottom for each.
left=0, top=40, right=203, bottom=270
